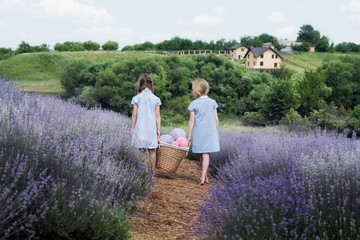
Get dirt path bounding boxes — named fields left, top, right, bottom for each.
left=129, top=158, right=214, bottom=240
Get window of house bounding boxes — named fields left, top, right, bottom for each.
left=248, top=54, right=250, bottom=59
left=272, top=54, right=274, bottom=59
left=260, top=62, right=263, bottom=66
left=274, top=63, right=278, bottom=68
left=248, top=62, right=249, bottom=66
left=241, top=48, right=244, bottom=51
left=276, top=55, right=278, bottom=59
left=253, top=61, right=255, bottom=65
left=261, top=54, right=264, bottom=58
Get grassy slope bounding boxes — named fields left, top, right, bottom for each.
left=283, top=52, right=360, bottom=72
left=1, top=51, right=359, bottom=94
left=0, top=51, right=157, bottom=94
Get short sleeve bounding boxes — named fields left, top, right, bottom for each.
left=188, top=101, right=195, bottom=111
left=131, top=96, right=138, bottom=106
left=213, top=100, right=218, bottom=109
left=155, top=96, right=161, bottom=106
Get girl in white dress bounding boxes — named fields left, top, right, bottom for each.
left=131, top=74, right=161, bottom=175
left=188, top=79, right=220, bottom=185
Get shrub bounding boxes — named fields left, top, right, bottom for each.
left=102, top=41, right=119, bottom=51
left=60, top=59, right=91, bottom=96
left=70, top=85, right=100, bottom=108
left=345, top=104, right=360, bottom=136
left=200, top=131, right=360, bottom=239
left=308, top=109, right=339, bottom=130
left=0, top=77, right=148, bottom=239
left=241, top=111, right=266, bottom=126
left=279, top=108, right=303, bottom=125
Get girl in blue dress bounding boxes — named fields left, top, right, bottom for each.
left=187, top=78, right=220, bottom=185
left=131, top=74, right=161, bottom=175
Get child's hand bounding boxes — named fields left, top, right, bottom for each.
left=187, top=136, right=191, bottom=147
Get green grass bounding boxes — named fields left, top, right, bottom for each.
left=282, top=52, right=360, bottom=73
left=1, top=51, right=359, bottom=94
left=0, top=51, right=162, bottom=94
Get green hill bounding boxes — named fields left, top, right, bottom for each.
left=0, top=51, right=358, bottom=94
left=0, top=51, right=158, bottom=94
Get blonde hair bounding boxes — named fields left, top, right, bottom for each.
left=137, top=73, right=154, bottom=93
left=192, top=78, right=209, bottom=98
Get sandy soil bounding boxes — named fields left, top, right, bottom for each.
left=129, top=158, right=214, bottom=240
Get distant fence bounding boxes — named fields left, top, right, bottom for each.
left=177, top=50, right=228, bottom=56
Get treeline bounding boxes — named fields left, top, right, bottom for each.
left=121, top=34, right=285, bottom=52
left=0, top=41, right=50, bottom=60
left=54, top=40, right=119, bottom=51
left=0, top=40, right=119, bottom=60
left=60, top=53, right=360, bottom=135
left=288, top=24, right=359, bottom=53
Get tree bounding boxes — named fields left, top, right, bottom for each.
left=54, top=43, right=70, bottom=52
left=16, top=41, right=32, bottom=54
left=292, top=42, right=310, bottom=52
left=316, top=36, right=330, bottom=52
left=71, top=42, right=85, bottom=51
left=102, top=41, right=119, bottom=51
left=296, top=24, right=320, bottom=44
left=240, top=36, right=262, bottom=47
left=320, top=59, right=356, bottom=109
left=32, top=44, right=50, bottom=52
left=0, top=47, right=13, bottom=60
left=60, top=59, right=91, bottom=96
left=83, top=41, right=100, bottom=51
left=295, top=70, right=331, bottom=116
left=259, top=77, right=300, bottom=123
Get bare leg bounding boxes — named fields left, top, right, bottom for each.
left=149, top=149, right=156, bottom=176
left=200, top=153, right=210, bottom=185
left=140, top=149, right=150, bottom=172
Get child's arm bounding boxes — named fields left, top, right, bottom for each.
left=214, top=109, right=219, bottom=132
left=155, top=105, right=161, bottom=138
left=188, top=111, right=195, bottom=146
left=131, top=105, right=138, bottom=134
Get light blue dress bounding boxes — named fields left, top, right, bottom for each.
left=188, top=96, right=220, bottom=153
left=131, top=90, right=161, bottom=149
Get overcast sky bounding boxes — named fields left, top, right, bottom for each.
left=1, top=0, right=360, bottom=50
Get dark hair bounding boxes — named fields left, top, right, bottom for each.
left=137, top=73, right=154, bottom=93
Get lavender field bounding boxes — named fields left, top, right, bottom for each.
left=199, top=131, right=360, bottom=239
left=0, top=77, right=148, bottom=239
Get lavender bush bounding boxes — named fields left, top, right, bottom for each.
left=199, top=130, right=360, bottom=239
left=0, top=77, right=148, bottom=239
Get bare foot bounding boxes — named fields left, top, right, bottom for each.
left=199, top=177, right=205, bottom=185
left=205, top=175, right=209, bottom=184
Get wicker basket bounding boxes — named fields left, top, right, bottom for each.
left=157, top=141, right=188, bottom=173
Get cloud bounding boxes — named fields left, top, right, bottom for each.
left=341, top=0, right=360, bottom=24
left=192, top=14, right=223, bottom=26
left=181, top=31, right=203, bottom=39
left=56, top=34, right=73, bottom=42
left=37, top=0, right=113, bottom=24
left=350, top=14, right=360, bottom=24
left=141, top=33, right=172, bottom=43
left=74, top=26, right=131, bottom=35
left=0, top=0, right=26, bottom=9
left=177, top=19, right=186, bottom=25
left=268, top=11, right=286, bottom=23
left=0, top=21, right=7, bottom=32
left=213, top=6, right=226, bottom=14
left=275, top=26, right=297, bottom=39
left=340, top=0, right=360, bottom=13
